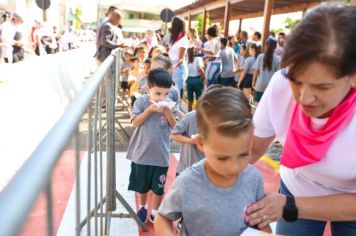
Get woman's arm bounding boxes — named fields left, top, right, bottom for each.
left=246, top=193, right=356, bottom=229
left=154, top=214, right=175, bottom=236
left=173, top=47, right=187, bottom=68
left=250, top=135, right=275, bottom=163
left=200, top=48, right=215, bottom=56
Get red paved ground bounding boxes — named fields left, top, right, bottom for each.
left=19, top=151, right=85, bottom=236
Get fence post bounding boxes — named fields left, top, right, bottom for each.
left=105, top=54, right=117, bottom=212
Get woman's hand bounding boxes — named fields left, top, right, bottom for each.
left=245, top=193, right=286, bottom=229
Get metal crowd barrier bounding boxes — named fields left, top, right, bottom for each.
left=0, top=49, right=147, bottom=236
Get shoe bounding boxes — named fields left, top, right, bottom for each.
left=149, top=214, right=155, bottom=223
left=137, top=207, right=147, bottom=223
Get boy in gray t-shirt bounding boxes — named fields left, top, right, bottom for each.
left=155, top=87, right=271, bottom=235
left=219, top=37, right=238, bottom=87
left=127, top=68, right=177, bottom=224
left=171, top=110, right=204, bottom=174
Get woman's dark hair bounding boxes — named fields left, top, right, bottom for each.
left=207, top=25, right=218, bottom=38
left=282, top=3, right=356, bottom=79
left=250, top=43, right=261, bottom=59
left=147, top=68, right=173, bottom=88
left=187, top=47, right=194, bottom=64
left=170, top=16, right=186, bottom=45
left=263, top=37, right=277, bottom=71
left=220, top=37, right=228, bottom=47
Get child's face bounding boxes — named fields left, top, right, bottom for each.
left=133, top=60, right=139, bottom=69
left=143, top=63, right=151, bottom=73
left=124, top=54, right=131, bottom=62
left=139, top=49, right=146, bottom=58
left=196, top=128, right=252, bottom=186
left=147, top=86, right=170, bottom=103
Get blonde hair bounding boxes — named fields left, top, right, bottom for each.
left=196, top=87, right=252, bottom=139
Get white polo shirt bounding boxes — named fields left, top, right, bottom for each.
left=253, top=70, right=356, bottom=196
left=169, top=36, right=189, bottom=63
left=0, top=20, right=19, bottom=62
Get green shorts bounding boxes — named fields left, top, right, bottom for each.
left=254, top=91, right=264, bottom=102
left=186, top=76, right=203, bottom=102
left=219, top=76, right=236, bottom=87
left=128, top=162, right=168, bottom=196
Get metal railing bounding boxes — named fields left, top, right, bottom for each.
left=0, top=49, right=147, bottom=235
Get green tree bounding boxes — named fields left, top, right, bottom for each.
left=284, top=17, right=299, bottom=29
left=195, top=13, right=210, bottom=37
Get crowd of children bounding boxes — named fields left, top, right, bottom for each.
left=119, top=21, right=283, bottom=112
left=118, top=16, right=285, bottom=235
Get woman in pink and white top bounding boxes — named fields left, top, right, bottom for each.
left=168, top=16, right=189, bottom=98
left=245, top=3, right=356, bottom=235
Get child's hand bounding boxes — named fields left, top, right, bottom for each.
left=162, top=106, right=174, bottom=119
left=148, top=103, right=163, bottom=113
left=237, top=81, right=242, bottom=88
left=252, top=82, right=256, bottom=90
left=187, top=138, right=197, bottom=145
left=190, top=134, right=199, bottom=145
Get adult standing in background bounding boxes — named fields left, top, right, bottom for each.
left=252, top=31, right=262, bottom=47
left=102, top=5, right=118, bottom=24
left=275, top=32, right=286, bottom=57
left=12, top=31, right=25, bottom=62
left=199, top=25, right=221, bottom=86
left=0, top=13, right=23, bottom=63
left=187, top=27, right=201, bottom=48
left=95, top=9, right=125, bottom=64
left=144, top=29, right=159, bottom=51
left=168, top=16, right=189, bottom=98
left=239, top=30, right=249, bottom=46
